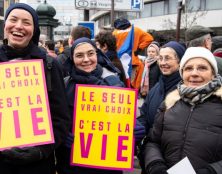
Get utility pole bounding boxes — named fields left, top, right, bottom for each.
left=176, top=0, right=185, bottom=41
left=110, top=0, right=114, bottom=29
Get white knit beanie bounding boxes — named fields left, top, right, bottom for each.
left=179, top=47, right=218, bottom=76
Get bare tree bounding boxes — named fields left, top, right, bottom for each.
left=181, top=0, right=208, bottom=30
left=162, top=0, right=208, bottom=30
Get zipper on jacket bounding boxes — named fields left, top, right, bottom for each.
left=180, top=105, right=195, bottom=159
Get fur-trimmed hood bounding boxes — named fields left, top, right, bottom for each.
left=165, top=86, right=222, bottom=110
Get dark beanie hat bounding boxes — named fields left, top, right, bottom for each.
left=71, top=37, right=97, bottom=58
left=114, top=18, right=131, bottom=30
left=4, top=3, right=40, bottom=45
left=162, top=41, right=186, bottom=60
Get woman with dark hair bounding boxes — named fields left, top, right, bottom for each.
left=95, top=30, right=127, bottom=86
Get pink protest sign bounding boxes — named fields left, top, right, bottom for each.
left=71, top=85, right=137, bottom=171
left=0, top=60, right=54, bottom=150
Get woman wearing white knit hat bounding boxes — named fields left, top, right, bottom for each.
left=180, top=47, right=218, bottom=78
left=142, top=46, right=222, bottom=174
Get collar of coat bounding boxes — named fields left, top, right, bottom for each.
left=165, top=86, right=222, bottom=110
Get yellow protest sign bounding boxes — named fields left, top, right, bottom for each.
left=71, top=85, right=137, bottom=170
left=0, top=60, right=54, bottom=150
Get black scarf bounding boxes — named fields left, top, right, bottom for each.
left=70, top=64, right=103, bottom=84
left=1, top=42, right=46, bottom=61
left=160, top=71, right=181, bottom=95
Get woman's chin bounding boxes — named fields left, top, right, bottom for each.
left=187, top=82, right=203, bottom=88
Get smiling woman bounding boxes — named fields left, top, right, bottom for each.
left=73, top=43, right=97, bottom=73
left=180, top=47, right=218, bottom=84
left=3, top=3, right=40, bottom=47
left=141, top=47, right=222, bottom=174
left=182, top=58, right=215, bottom=87
left=4, top=9, right=34, bottom=49
left=0, top=3, right=71, bottom=174
left=55, top=37, right=125, bottom=174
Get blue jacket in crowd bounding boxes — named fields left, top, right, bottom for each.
left=138, top=71, right=181, bottom=133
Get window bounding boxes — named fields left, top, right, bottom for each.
left=141, top=3, right=151, bottom=18
left=151, top=1, right=164, bottom=16
left=127, top=12, right=140, bottom=20
left=186, top=0, right=201, bottom=12
left=169, top=0, right=177, bottom=14
left=206, top=0, right=222, bottom=10
left=104, top=14, right=110, bottom=26
left=98, top=17, right=104, bottom=28
left=116, top=11, right=127, bottom=19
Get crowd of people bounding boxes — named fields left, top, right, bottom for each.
left=1, top=2, right=222, bottom=174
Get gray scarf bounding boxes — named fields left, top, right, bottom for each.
left=177, top=74, right=222, bottom=105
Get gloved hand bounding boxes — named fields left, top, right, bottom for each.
left=134, top=120, right=146, bottom=142
left=101, top=67, right=116, bottom=79
left=147, top=161, right=168, bottom=174
left=1, top=146, right=43, bottom=165
left=64, top=132, right=74, bottom=148
left=196, top=166, right=216, bottom=174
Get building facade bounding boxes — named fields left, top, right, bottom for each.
left=2, top=0, right=222, bottom=41
left=90, top=0, right=222, bottom=39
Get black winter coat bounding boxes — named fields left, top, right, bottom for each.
left=0, top=43, right=71, bottom=174
left=148, top=61, right=161, bottom=90
left=143, top=87, right=222, bottom=174
left=56, top=65, right=124, bottom=174
left=138, top=71, right=181, bottom=133
left=56, top=46, right=71, bottom=77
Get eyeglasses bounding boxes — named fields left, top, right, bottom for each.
left=205, top=37, right=213, bottom=44
left=183, top=65, right=211, bottom=73
left=74, top=50, right=97, bottom=60
left=158, top=55, right=177, bottom=62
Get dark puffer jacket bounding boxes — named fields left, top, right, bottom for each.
left=143, top=87, right=222, bottom=174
